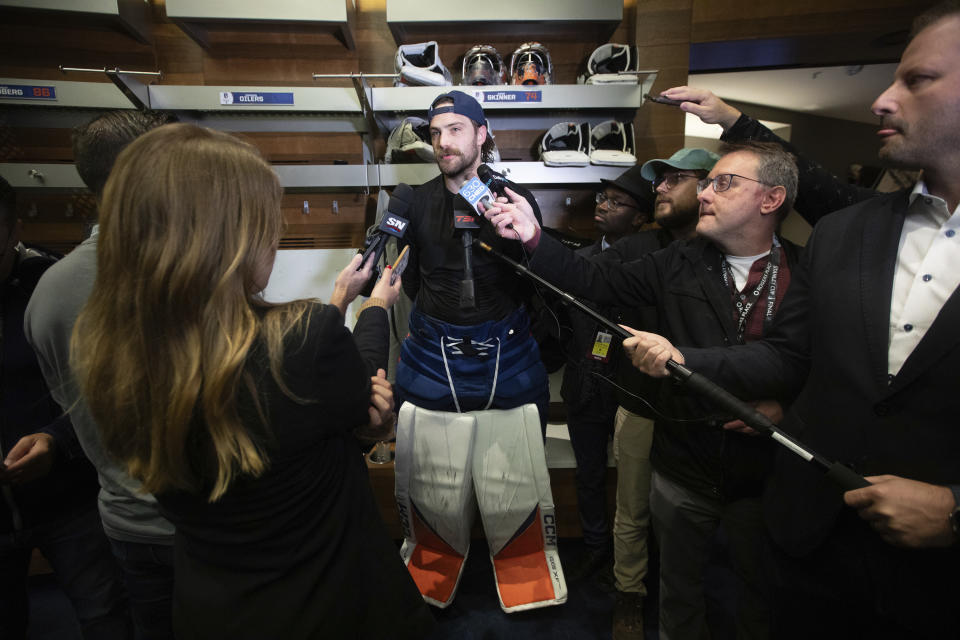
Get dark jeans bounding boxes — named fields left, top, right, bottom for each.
left=0, top=506, right=130, bottom=640
left=566, top=403, right=616, bottom=548
left=108, top=538, right=175, bottom=640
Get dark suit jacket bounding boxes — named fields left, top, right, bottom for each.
left=684, top=189, right=960, bottom=556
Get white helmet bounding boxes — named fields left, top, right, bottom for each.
left=461, top=45, right=506, bottom=86
left=579, top=43, right=640, bottom=85
left=395, top=41, right=452, bottom=87
left=589, top=120, right=637, bottom=167
left=509, top=42, right=553, bottom=86
left=540, top=122, right=590, bottom=167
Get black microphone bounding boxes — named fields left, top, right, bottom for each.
left=357, top=183, right=413, bottom=295
left=453, top=195, right=480, bottom=309
left=477, top=164, right=511, bottom=196
left=476, top=164, right=516, bottom=231
left=359, top=183, right=413, bottom=270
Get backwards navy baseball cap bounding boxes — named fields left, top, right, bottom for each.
left=427, top=90, right=487, bottom=128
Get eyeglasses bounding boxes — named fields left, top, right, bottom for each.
left=595, top=192, right=637, bottom=210
left=697, top=173, right=772, bottom=195
left=652, top=172, right=699, bottom=192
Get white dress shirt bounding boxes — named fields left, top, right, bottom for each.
left=888, top=180, right=960, bottom=376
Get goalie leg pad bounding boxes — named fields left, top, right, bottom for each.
left=472, top=404, right=567, bottom=612
left=395, top=403, right=477, bottom=607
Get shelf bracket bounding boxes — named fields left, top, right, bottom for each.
left=59, top=66, right=162, bottom=110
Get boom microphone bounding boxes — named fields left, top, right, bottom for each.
left=473, top=239, right=870, bottom=493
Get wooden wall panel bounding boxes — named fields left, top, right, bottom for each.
left=691, top=0, right=929, bottom=42
left=5, top=0, right=932, bottom=251
left=633, top=1, right=692, bottom=169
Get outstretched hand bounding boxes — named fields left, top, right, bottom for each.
left=659, top=86, right=742, bottom=132
left=481, top=187, right=541, bottom=248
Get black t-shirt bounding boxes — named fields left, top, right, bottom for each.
left=400, top=175, right=543, bottom=325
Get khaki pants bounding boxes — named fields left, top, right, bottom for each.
left=612, top=406, right=655, bottom=595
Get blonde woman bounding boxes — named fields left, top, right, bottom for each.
left=71, top=124, right=434, bottom=639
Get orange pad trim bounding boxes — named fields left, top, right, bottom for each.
left=405, top=507, right=466, bottom=605
left=491, top=507, right=557, bottom=609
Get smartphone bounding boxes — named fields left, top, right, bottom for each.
left=390, top=245, right=410, bottom=285
left=644, top=93, right=684, bottom=107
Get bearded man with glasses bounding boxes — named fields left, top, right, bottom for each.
left=483, top=140, right=800, bottom=639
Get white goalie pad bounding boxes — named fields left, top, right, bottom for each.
left=473, top=405, right=567, bottom=612
left=395, top=403, right=475, bottom=608
left=395, top=403, right=566, bottom=612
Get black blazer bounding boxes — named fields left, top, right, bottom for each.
left=685, top=189, right=960, bottom=555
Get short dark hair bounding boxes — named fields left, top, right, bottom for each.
left=72, top=110, right=178, bottom=198
left=911, top=1, right=960, bottom=39
left=718, top=140, right=798, bottom=220
left=0, top=175, right=15, bottom=233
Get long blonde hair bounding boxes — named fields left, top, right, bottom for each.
left=72, top=123, right=311, bottom=501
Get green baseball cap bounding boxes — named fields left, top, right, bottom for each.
left=640, top=148, right=720, bottom=181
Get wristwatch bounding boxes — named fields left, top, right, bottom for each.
left=950, top=505, right=960, bottom=540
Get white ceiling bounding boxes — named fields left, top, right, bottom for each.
left=690, top=63, right=898, bottom=125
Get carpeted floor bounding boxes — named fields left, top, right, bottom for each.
left=29, top=533, right=744, bottom=640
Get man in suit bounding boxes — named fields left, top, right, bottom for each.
left=621, top=3, right=960, bottom=637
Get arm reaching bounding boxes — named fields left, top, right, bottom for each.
left=481, top=187, right=542, bottom=248
left=660, top=86, right=742, bottom=132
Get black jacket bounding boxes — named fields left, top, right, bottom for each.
left=684, top=189, right=960, bottom=556
left=400, top=175, right=542, bottom=325
left=530, top=232, right=802, bottom=500
left=2, top=247, right=98, bottom=533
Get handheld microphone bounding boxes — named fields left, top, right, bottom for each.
left=457, top=176, right=495, bottom=218
left=358, top=183, right=413, bottom=271
left=358, top=183, right=413, bottom=295
left=453, top=195, right=479, bottom=309
left=472, top=165, right=516, bottom=231
left=477, top=164, right=511, bottom=196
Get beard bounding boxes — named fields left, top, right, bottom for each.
left=654, top=199, right=699, bottom=230
left=877, top=114, right=959, bottom=171
left=436, top=143, right=480, bottom=179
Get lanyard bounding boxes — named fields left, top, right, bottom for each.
left=720, top=237, right=781, bottom=343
